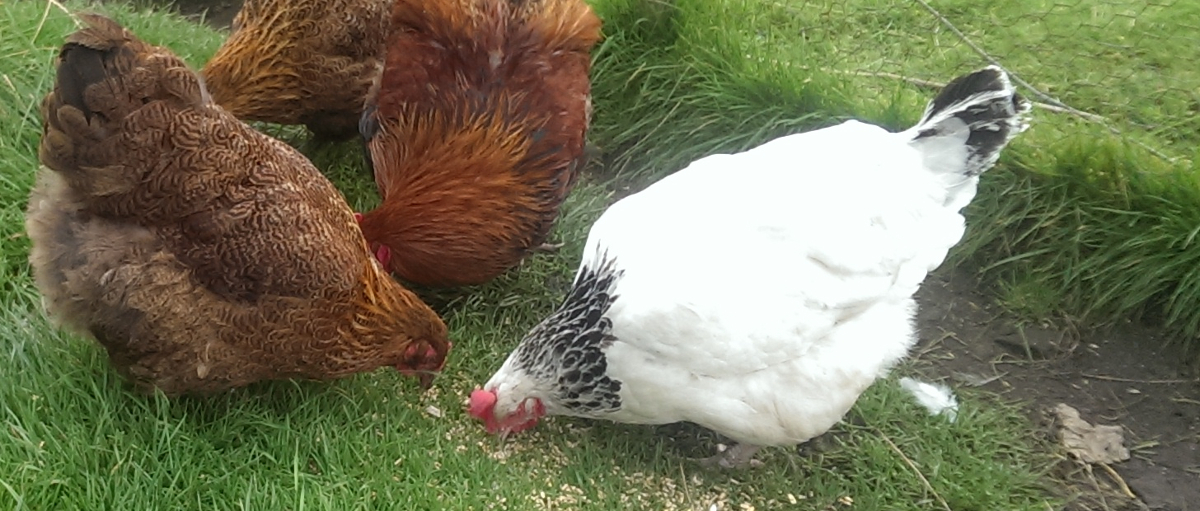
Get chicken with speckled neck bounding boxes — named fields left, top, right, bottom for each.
left=468, top=66, right=1032, bottom=468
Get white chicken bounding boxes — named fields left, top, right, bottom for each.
left=468, top=66, right=1031, bottom=468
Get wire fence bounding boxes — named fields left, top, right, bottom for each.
left=160, top=0, right=1200, bottom=167
left=787, top=0, right=1200, bottom=165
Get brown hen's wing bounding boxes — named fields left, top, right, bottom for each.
left=37, top=14, right=369, bottom=303
left=507, top=0, right=601, bottom=199
left=202, top=0, right=389, bottom=138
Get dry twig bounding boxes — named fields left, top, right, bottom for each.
left=1081, top=373, right=1199, bottom=384
left=878, top=430, right=952, bottom=511
left=1098, top=462, right=1137, bottom=499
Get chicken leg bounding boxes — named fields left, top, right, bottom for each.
left=696, top=443, right=763, bottom=470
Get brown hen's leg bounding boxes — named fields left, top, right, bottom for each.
left=533, top=242, right=563, bottom=253
left=696, top=443, right=763, bottom=470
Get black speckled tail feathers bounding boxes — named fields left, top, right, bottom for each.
left=910, top=65, right=1031, bottom=177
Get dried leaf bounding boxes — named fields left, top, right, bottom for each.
left=1053, top=403, right=1130, bottom=464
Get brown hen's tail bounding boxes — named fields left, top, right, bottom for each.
left=40, top=14, right=207, bottom=186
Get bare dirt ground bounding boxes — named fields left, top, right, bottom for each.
left=914, top=267, right=1199, bottom=511
left=137, top=2, right=1199, bottom=509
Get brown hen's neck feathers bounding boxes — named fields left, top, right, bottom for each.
left=373, top=105, right=536, bottom=194
left=202, top=35, right=301, bottom=115
left=359, top=0, right=599, bottom=287
left=317, top=259, right=445, bottom=376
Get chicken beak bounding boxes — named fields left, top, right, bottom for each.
left=417, top=371, right=436, bottom=390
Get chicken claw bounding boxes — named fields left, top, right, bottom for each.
left=694, top=443, right=764, bottom=470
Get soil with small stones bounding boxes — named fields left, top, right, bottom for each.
left=138, top=2, right=1199, bottom=508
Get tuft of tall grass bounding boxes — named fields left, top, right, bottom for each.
left=957, top=125, right=1200, bottom=348
left=588, top=0, right=868, bottom=183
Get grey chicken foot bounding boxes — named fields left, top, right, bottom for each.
left=695, top=443, right=763, bottom=470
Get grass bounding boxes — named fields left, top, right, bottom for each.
left=587, top=0, right=1200, bottom=360
left=0, top=0, right=1141, bottom=509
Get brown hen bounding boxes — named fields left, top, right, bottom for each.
left=26, top=14, right=450, bottom=396
left=200, top=0, right=389, bottom=140
left=356, top=0, right=602, bottom=287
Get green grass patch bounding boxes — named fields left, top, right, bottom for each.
left=1, top=0, right=1064, bottom=509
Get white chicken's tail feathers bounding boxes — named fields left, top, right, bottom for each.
left=906, top=65, right=1031, bottom=180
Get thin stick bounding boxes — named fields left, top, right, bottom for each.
left=909, top=0, right=1179, bottom=163
left=913, top=330, right=958, bottom=360
left=34, top=0, right=80, bottom=48
left=878, top=431, right=952, bottom=511
left=832, top=69, right=1106, bottom=122
left=1081, top=373, right=1199, bottom=384
left=1097, top=462, right=1137, bottom=499
left=911, top=0, right=1080, bottom=114
left=33, top=0, right=54, bottom=45
left=1084, top=464, right=1114, bottom=511
left=678, top=463, right=693, bottom=505
left=47, top=0, right=73, bottom=15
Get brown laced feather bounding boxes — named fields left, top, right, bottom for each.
left=359, top=0, right=602, bottom=287
left=200, top=0, right=389, bottom=139
left=26, top=15, right=449, bottom=396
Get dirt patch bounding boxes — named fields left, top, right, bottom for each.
left=913, top=266, right=1200, bottom=511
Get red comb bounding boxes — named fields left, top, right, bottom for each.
left=375, top=245, right=392, bottom=268
left=468, top=389, right=497, bottom=419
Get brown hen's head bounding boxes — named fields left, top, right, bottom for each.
left=396, top=339, right=451, bottom=389
left=385, top=305, right=451, bottom=390
left=355, top=259, right=452, bottom=389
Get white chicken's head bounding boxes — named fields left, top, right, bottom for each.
left=468, top=373, right=548, bottom=435
left=469, top=254, right=624, bottom=435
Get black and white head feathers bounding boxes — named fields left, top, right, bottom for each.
left=513, top=252, right=624, bottom=415
left=910, top=65, right=1032, bottom=177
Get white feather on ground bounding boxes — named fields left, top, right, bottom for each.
left=899, top=377, right=959, bottom=423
